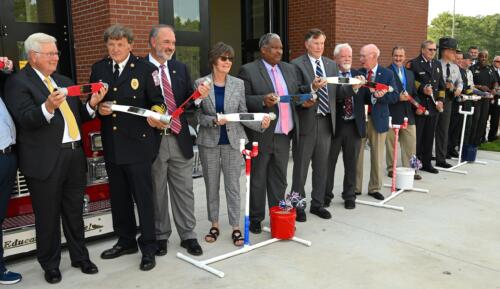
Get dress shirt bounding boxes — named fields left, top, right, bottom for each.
left=0, top=97, right=16, bottom=149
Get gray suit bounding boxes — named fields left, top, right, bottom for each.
left=195, top=74, right=262, bottom=226
left=291, top=54, right=338, bottom=208
left=237, top=59, right=303, bottom=223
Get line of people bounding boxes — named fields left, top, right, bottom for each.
left=1, top=25, right=499, bottom=285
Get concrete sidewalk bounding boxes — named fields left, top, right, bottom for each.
left=6, top=150, right=500, bottom=289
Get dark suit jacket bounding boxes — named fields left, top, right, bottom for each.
left=4, top=64, right=92, bottom=180
left=237, top=59, right=302, bottom=152
left=336, top=69, right=366, bottom=138
left=89, top=53, right=165, bottom=164
left=291, top=54, right=337, bottom=136
left=387, top=65, right=419, bottom=125
left=358, top=66, right=399, bottom=133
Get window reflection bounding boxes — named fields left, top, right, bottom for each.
left=173, top=0, right=200, bottom=32
left=15, top=0, right=55, bottom=23
left=176, top=46, right=200, bottom=81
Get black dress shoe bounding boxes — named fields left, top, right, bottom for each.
left=249, top=221, right=262, bottom=234
left=180, top=239, right=203, bottom=256
left=71, top=260, right=98, bottom=274
left=295, top=208, right=307, bottom=222
left=101, top=244, right=138, bottom=259
left=309, top=206, right=332, bottom=219
left=388, top=171, right=393, bottom=178
left=368, top=192, right=385, bottom=200
left=155, top=240, right=168, bottom=256
left=436, top=162, right=452, bottom=168
left=344, top=200, right=356, bottom=209
left=355, top=192, right=362, bottom=196
left=44, top=268, right=61, bottom=284
left=421, top=166, right=439, bottom=174
left=414, top=173, right=422, bottom=180
left=323, top=199, right=331, bottom=208
left=139, top=254, right=156, bottom=271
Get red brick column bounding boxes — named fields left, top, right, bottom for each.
left=71, top=0, right=159, bottom=83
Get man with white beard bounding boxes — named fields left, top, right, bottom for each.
left=324, top=43, right=366, bottom=210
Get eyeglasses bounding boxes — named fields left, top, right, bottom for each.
left=426, top=48, right=437, bottom=52
left=219, top=56, right=234, bottom=62
left=33, top=51, right=61, bottom=57
left=494, top=60, right=500, bottom=63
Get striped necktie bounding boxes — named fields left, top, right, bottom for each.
left=44, top=76, right=79, bottom=140
left=160, top=64, right=181, bottom=134
left=315, top=59, right=330, bottom=115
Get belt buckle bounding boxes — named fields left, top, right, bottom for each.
left=162, top=128, right=171, bottom=135
left=71, top=142, right=76, bottom=149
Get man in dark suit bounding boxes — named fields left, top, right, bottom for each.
left=324, top=43, right=366, bottom=210
left=355, top=44, right=399, bottom=201
left=146, top=25, right=208, bottom=257
left=0, top=56, right=22, bottom=285
left=4, top=33, right=104, bottom=283
left=386, top=46, right=423, bottom=180
left=407, top=40, right=446, bottom=174
left=90, top=24, right=165, bottom=271
left=490, top=55, right=500, bottom=141
left=291, top=28, right=337, bottom=221
left=238, top=33, right=304, bottom=233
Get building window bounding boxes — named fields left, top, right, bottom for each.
left=173, top=0, right=200, bottom=32
left=14, top=0, right=55, bottom=23
left=176, top=46, right=200, bottom=81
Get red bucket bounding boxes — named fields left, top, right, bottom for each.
left=269, top=206, right=296, bottom=239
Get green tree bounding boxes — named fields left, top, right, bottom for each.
left=428, top=12, right=500, bottom=59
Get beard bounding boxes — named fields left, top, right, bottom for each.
left=340, top=63, right=351, bottom=71
left=156, top=49, right=174, bottom=61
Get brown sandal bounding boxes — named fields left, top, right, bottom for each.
left=204, top=227, right=219, bottom=243
left=231, top=229, right=244, bottom=247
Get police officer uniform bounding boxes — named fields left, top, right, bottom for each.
left=470, top=61, right=498, bottom=145
left=435, top=37, right=462, bottom=167
left=89, top=53, right=164, bottom=257
left=407, top=52, right=446, bottom=172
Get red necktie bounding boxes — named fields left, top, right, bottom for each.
left=160, top=64, right=181, bottom=134
left=367, top=70, right=373, bottom=113
left=271, top=66, right=290, bottom=134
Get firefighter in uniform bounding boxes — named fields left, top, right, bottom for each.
left=89, top=24, right=165, bottom=271
left=407, top=40, right=445, bottom=174
left=470, top=50, right=498, bottom=145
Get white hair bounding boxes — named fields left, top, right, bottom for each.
left=362, top=44, right=380, bottom=58
left=333, top=43, right=352, bottom=57
left=494, top=55, right=500, bottom=61
left=24, top=33, right=57, bottom=53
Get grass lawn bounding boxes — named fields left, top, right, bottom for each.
left=479, top=139, right=500, bottom=152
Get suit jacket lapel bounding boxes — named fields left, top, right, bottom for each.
left=257, top=60, right=275, bottom=93
left=224, top=75, right=235, bottom=112
left=25, top=65, right=51, bottom=99
left=303, top=55, right=315, bottom=80
left=279, top=62, right=294, bottom=94
left=390, top=65, right=404, bottom=91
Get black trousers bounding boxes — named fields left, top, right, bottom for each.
left=105, top=160, right=157, bottom=255
left=249, top=134, right=290, bottom=223
left=325, top=120, right=361, bottom=202
left=415, top=114, right=438, bottom=167
left=26, top=148, right=89, bottom=271
left=474, top=99, right=490, bottom=145
left=487, top=96, right=499, bottom=141
left=435, top=97, right=453, bottom=163
left=0, top=152, right=17, bottom=272
left=447, top=100, right=462, bottom=152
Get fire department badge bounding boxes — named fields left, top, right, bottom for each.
left=131, top=78, right=139, bottom=90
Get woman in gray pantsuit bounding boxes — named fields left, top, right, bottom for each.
left=195, top=42, right=270, bottom=246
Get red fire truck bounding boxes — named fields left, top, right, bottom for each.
left=2, top=119, right=113, bottom=257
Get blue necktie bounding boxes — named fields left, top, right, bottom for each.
left=315, top=59, right=330, bottom=115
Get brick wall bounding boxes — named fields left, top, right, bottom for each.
left=71, top=0, right=159, bottom=83
left=289, top=0, right=428, bottom=66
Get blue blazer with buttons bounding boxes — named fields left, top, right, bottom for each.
left=358, top=66, right=399, bottom=133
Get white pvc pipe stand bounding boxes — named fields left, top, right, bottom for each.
left=176, top=227, right=311, bottom=278
left=356, top=117, right=429, bottom=211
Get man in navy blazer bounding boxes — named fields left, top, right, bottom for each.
left=355, top=44, right=399, bottom=201
left=386, top=46, right=424, bottom=180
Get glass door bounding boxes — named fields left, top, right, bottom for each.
left=241, top=0, right=288, bottom=64
left=0, top=0, right=74, bottom=78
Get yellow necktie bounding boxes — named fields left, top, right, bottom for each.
left=44, top=76, right=79, bottom=140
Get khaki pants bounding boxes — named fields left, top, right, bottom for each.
left=355, top=118, right=386, bottom=193
left=385, top=124, right=417, bottom=174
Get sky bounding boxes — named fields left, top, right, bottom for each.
left=428, top=0, right=500, bottom=23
